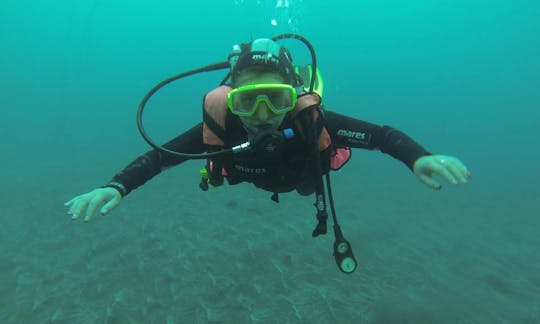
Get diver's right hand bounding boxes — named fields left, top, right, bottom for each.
left=64, top=187, right=122, bottom=222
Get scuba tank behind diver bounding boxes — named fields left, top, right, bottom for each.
left=136, top=33, right=358, bottom=274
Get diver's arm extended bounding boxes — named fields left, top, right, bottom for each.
left=324, top=111, right=471, bottom=188
left=104, top=123, right=206, bottom=196
left=65, top=123, right=206, bottom=222
left=323, top=111, right=430, bottom=170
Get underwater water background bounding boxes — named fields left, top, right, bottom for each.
left=1, top=0, right=539, bottom=323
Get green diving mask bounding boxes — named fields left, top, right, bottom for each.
left=227, top=84, right=297, bottom=117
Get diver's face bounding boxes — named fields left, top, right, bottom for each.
left=234, top=72, right=288, bottom=134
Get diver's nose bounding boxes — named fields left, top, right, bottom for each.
left=256, top=102, right=270, bottom=121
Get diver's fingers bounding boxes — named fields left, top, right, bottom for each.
left=417, top=173, right=442, bottom=190
left=433, top=162, right=459, bottom=185
left=452, top=159, right=472, bottom=181
left=70, top=196, right=90, bottom=220
left=83, top=195, right=106, bottom=222
left=67, top=187, right=123, bottom=222
left=64, top=197, right=77, bottom=207
left=100, top=194, right=121, bottom=216
left=446, top=160, right=468, bottom=184
left=414, top=155, right=472, bottom=189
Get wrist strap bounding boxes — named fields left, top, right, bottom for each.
left=102, top=182, right=127, bottom=197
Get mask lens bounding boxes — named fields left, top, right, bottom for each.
left=266, top=88, right=293, bottom=112
left=232, top=91, right=258, bottom=115
left=228, top=84, right=296, bottom=116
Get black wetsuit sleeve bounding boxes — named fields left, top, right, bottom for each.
left=324, top=111, right=431, bottom=170
left=103, top=123, right=206, bottom=196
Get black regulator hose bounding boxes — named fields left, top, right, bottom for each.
left=272, top=33, right=317, bottom=93
left=136, top=62, right=233, bottom=159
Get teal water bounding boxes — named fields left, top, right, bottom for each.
left=1, top=0, right=539, bottom=323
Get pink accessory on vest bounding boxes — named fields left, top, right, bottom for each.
left=330, top=148, right=351, bottom=170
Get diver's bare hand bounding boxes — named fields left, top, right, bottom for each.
left=64, top=187, right=122, bottom=222
left=413, top=154, right=472, bottom=190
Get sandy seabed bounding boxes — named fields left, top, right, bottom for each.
left=1, top=160, right=539, bottom=324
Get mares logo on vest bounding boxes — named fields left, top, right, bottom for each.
left=235, top=164, right=267, bottom=174
left=337, top=129, right=368, bottom=143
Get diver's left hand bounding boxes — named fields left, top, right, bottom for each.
left=413, top=154, right=471, bottom=190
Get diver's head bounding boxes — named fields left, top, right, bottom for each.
left=229, top=38, right=296, bottom=86
left=227, top=38, right=298, bottom=134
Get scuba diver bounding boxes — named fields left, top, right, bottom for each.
left=64, top=35, right=471, bottom=273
